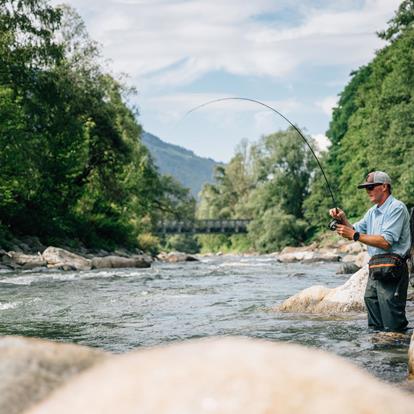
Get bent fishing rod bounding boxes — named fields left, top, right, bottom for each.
left=184, top=97, right=340, bottom=229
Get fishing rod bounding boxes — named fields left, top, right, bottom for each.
left=184, top=97, right=340, bottom=230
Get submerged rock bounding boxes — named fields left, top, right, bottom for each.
left=27, top=337, right=414, bottom=414
left=277, top=266, right=368, bottom=313
left=0, top=336, right=107, bottom=414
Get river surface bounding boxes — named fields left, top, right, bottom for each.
left=0, top=255, right=413, bottom=385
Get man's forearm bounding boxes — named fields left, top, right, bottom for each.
left=359, top=234, right=391, bottom=250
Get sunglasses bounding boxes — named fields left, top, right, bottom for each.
left=365, top=183, right=382, bottom=191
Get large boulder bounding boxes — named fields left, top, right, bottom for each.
left=27, top=337, right=414, bottom=414
left=7, top=252, right=47, bottom=269
left=277, top=266, right=368, bottom=313
left=91, top=255, right=152, bottom=269
left=0, top=336, right=107, bottom=414
left=42, top=247, right=91, bottom=271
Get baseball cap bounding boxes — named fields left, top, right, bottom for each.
left=357, top=171, right=392, bottom=189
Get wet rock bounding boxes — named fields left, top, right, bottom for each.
left=277, top=266, right=368, bottom=313
left=355, top=251, right=370, bottom=268
left=278, top=251, right=340, bottom=263
left=91, top=255, right=152, bottom=269
left=1, top=254, right=21, bottom=269
left=336, top=262, right=360, bottom=275
left=371, top=332, right=411, bottom=346
left=7, top=252, right=47, bottom=269
left=42, top=247, right=91, bottom=271
left=27, top=337, right=414, bottom=414
left=0, top=336, right=108, bottom=414
left=337, top=242, right=366, bottom=254
left=157, top=252, right=199, bottom=263
left=19, top=236, right=46, bottom=253
left=342, top=254, right=358, bottom=262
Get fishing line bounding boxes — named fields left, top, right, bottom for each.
left=184, top=96, right=338, bottom=207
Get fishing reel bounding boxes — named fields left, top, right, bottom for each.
left=328, top=219, right=340, bottom=231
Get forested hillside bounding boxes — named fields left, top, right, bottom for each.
left=141, top=132, right=218, bottom=198
left=0, top=1, right=194, bottom=250
left=197, top=0, right=414, bottom=253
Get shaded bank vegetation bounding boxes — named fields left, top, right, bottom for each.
left=0, top=1, right=194, bottom=251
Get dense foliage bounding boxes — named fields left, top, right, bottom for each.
left=305, top=0, right=414, bottom=228
left=197, top=130, right=317, bottom=253
left=0, top=1, right=194, bottom=250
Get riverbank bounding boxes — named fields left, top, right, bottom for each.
left=0, top=232, right=368, bottom=272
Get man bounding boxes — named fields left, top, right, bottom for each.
left=329, top=171, right=411, bottom=332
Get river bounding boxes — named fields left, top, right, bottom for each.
left=0, top=255, right=413, bottom=385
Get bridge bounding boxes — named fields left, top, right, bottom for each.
left=156, top=219, right=252, bottom=234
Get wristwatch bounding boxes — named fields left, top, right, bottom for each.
left=353, top=231, right=360, bottom=242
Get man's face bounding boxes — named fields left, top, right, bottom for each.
left=365, top=183, right=388, bottom=205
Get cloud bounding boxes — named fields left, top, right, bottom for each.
left=144, top=93, right=301, bottom=123
left=312, top=133, right=331, bottom=152
left=315, top=96, right=339, bottom=116
left=51, top=0, right=401, bottom=88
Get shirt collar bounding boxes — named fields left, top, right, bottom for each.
left=376, top=194, right=394, bottom=213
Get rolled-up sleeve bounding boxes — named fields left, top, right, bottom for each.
left=381, top=206, right=405, bottom=245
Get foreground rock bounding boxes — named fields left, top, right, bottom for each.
left=27, top=337, right=414, bottom=414
left=91, top=255, right=152, bottom=269
left=409, top=331, right=414, bottom=380
left=0, top=336, right=107, bottom=414
left=277, top=266, right=368, bottom=313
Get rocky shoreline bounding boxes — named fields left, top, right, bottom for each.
left=0, top=236, right=204, bottom=272
left=0, top=234, right=368, bottom=272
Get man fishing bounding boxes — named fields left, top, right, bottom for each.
left=329, top=171, right=411, bottom=332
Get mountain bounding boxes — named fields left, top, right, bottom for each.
left=141, top=131, right=219, bottom=198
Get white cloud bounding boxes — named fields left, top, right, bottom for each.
left=312, top=133, right=331, bottom=152
left=316, top=96, right=339, bottom=116
left=144, top=93, right=301, bottom=123
left=51, top=0, right=401, bottom=87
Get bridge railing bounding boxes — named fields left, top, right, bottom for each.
left=155, top=219, right=251, bottom=234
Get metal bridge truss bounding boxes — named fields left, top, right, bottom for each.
left=156, top=219, right=251, bottom=234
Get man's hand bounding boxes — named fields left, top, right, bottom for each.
left=335, top=224, right=355, bottom=241
left=329, top=208, right=346, bottom=222
left=329, top=208, right=352, bottom=228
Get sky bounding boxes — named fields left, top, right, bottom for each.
left=50, top=0, right=401, bottom=162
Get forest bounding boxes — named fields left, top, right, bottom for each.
left=0, top=0, right=194, bottom=251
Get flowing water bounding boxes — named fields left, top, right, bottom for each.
left=0, top=255, right=413, bottom=385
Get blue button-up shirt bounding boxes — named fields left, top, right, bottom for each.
left=353, top=195, right=411, bottom=258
